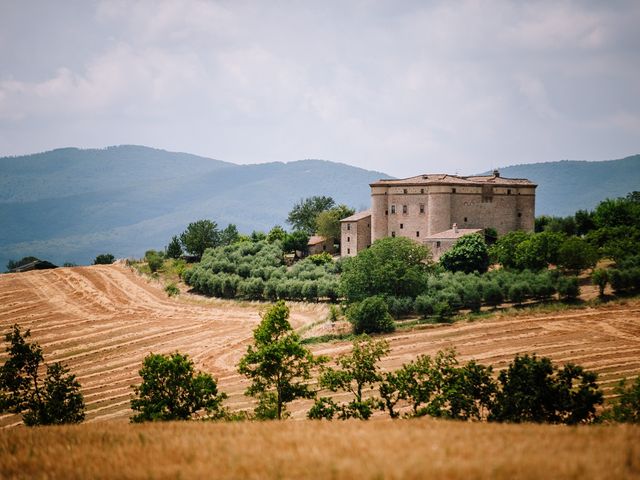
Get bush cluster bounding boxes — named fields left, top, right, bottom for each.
left=184, top=240, right=339, bottom=301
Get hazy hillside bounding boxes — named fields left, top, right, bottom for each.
left=492, top=155, right=640, bottom=216
left=0, top=146, right=386, bottom=267
left=1, top=146, right=638, bottom=268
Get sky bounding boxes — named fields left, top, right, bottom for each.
left=1, top=1, right=639, bottom=177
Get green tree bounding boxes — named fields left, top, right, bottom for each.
left=490, top=231, right=530, bottom=269
left=594, top=196, right=640, bottom=229
left=145, top=250, right=164, bottom=273
left=439, top=233, right=490, bottom=274
left=340, top=237, right=432, bottom=302
left=282, top=231, right=310, bottom=256
left=591, top=269, right=609, bottom=296
left=347, top=296, right=395, bottom=334
left=220, top=224, right=240, bottom=246
left=0, top=325, right=85, bottom=426
left=514, top=231, right=565, bottom=271
left=557, top=236, right=598, bottom=274
left=130, top=352, right=227, bottom=422
left=489, top=354, right=602, bottom=424
left=309, top=337, right=389, bottom=420
left=316, top=204, right=356, bottom=246
left=266, top=225, right=287, bottom=243
left=93, top=253, right=115, bottom=265
left=238, top=301, right=323, bottom=420
left=605, top=377, right=640, bottom=423
left=287, top=196, right=335, bottom=235
left=180, top=220, right=220, bottom=259
left=166, top=235, right=183, bottom=259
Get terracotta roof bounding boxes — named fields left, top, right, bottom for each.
left=308, top=235, right=329, bottom=245
left=370, top=173, right=535, bottom=187
left=340, top=210, right=372, bottom=222
left=424, top=228, right=483, bottom=240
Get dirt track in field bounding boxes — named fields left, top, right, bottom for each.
left=1, top=265, right=639, bottom=425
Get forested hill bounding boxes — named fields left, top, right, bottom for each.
left=492, top=154, right=640, bottom=216
left=0, top=146, right=386, bottom=267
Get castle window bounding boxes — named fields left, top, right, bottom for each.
left=385, top=210, right=388, bottom=215
left=507, top=189, right=511, bottom=195
left=419, top=204, right=425, bottom=214
left=391, top=231, right=396, bottom=237
left=518, top=212, right=522, bottom=218
left=452, top=188, right=457, bottom=193
left=347, top=237, right=350, bottom=242
left=402, top=205, right=407, bottom=214
left=420, top=188, right=424, bottom=194
left=436, top=241, right=441, bottom=248
left=347, top=248, right=350, bottom=254
left=347, top=223, right=351, bottom=231
left=416, top=231, right=420, bottom=238
left=400, top=223, right=404, bottom=229
left=403, top=188, right=407, bottom=194
left=464, top=217, right=468, bottom=222
left=391, top=205, right=396, bottom=214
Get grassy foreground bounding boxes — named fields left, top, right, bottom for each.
left=1, top=420, right=638, bottom=480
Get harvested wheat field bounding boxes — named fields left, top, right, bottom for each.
left=1, top=420, right=639, bottom=480
left=1, top=264, right=640, bottom=425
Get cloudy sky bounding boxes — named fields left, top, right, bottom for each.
left=1, top=1, right=639, bottom=177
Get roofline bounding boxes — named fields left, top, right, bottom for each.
left=370, top=174, right=537, bottom=188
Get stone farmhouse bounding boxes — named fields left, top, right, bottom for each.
left=340, top=170, right=536, bottom=259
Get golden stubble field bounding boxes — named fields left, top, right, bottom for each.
left=1, top=265, right=640, bottom=479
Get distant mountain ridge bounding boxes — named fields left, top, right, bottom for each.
left=1, top=146, right=638, bottom=268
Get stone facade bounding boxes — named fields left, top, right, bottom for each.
left=340, top=210, right=372, bottom=257
left=342, top=171, right=536, bottom=257
left=308, top=235, right=335, bottom=255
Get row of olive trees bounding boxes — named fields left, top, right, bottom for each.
left=128, top=302, right=639, bottom=424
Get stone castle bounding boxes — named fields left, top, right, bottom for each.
left=340, top=171, right=536, bottom=258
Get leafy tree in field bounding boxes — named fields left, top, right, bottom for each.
left=282, top=231, right=310, bottom=256
left=594, top=196, right=640, bottom=229
left=0, top=325, right=85, bottom=426
left=287, top=196, right=335, bottom=235
left=238, top=301, right=323, bottom=420
left=586, top=226, right=640, bottom=262
left=309, top=337, right=389, bottom=420
left=316, top=204, right=356, bottom=245
left=166, top=235, right=183, bottom=259
left=145, top=250, right=164, bottom=273
left=220, top=224, right=240, bottom=246
left=347, top=296, right=395, bottom=334
left=591, top=269, right=609, bottom=296
left=514, top=231, right=565, bottom=271
left=379, top=349, right=496, bottom=420
left=489, top=354, right=602, bottom=424
left=130, top=352, right=227, bottom=422
left=93, top=253, right=115, bottom=265
left=340, top=237, right=432, bottom=302
left=266, top=225, right=287, bottom=243
left=557, top=236, right=598, bottom=274
left=574, top=209, right=596, bottom=236
left=490, top=231, right=530, bottom=269
left=180, top=219, right=220, bottom=259
left=604, top=377, right=640, bottom=423
left=439, top=233, right=490, bottom=274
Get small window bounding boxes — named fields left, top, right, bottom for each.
left=385, top=210, right=388, bottom=215
left=507, top=189, right=511, bottom=195
left=420, top=188, right=424, bottom=194
left=400, top=223, right=404, bottom=229
left=347, top=248, right=350, bottom=254
left=391, top=231, right=396, bottom=237
left=402, top=205, right=407, bottom=214
left=347, top=237, right=350, bottom=242
left=347, top=224, right=351, bottom=231
left=452, top=188, right=457, bottom=193
left=416, top=231, right=420, bottom=238
left=391, top=205, right=396, bottom=214
left=367, top=223, right=370, bottom=227
left=436, top=241, right=441, bottom=248
left=323, top=245, right=326, bottom=251
left=464, top=217, right=468, bottom=222
left=518, top=212, right=522, bottom=218
left=419, top=204, right=425, bottom=214
left=403, top=188, right=407, bottom=194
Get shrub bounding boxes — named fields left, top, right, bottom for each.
left=93, top=253, right=115, bottom=265
left=384, top=296, right=414, bottom=319
left=164, top=283, right=180, bottom=297
left=145, top=250, right=164, bottom=273
left=591, top=269, right=609, bottom=296
left=483, top=282, right=504, bottom=308
left=439, top=233, right=490, bottom=274
left=308, top=252, right=333, bottom=266
left=348, top=297, right=395, bottom=334
left=605, top=377, right=640, bottom=423
left=415, top=294, right=437, bottom=318
left=508, top=282, right=530, bottom=305
left=557, top=276, right=580, bottom=301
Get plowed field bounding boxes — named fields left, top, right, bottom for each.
left=1, top=265, right=639, bottom=426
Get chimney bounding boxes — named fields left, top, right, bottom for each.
left=493, top=169, right=500, bottom=177
left=452, top=223, right=458, bottom=234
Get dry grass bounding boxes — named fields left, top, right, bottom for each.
left=0, top=420, right=638, bottom=479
